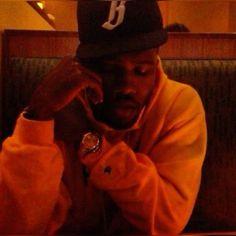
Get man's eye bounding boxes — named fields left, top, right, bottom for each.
left=134, top=66, right=152, bottom=76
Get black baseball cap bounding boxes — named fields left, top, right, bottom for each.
left=76, top=0, right=168, bottom=60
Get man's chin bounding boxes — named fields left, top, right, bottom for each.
left=106, top=117, right=137, bottom=130
left=104, top=107, right=140, bottom=130
left=91, top=103, right=142, bottom=130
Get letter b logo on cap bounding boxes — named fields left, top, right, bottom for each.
left=102, top=1, right=127, bottom=30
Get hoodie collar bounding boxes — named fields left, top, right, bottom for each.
left=80, top=57, right=167, bottom=135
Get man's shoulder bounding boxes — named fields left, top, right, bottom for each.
left=165, top=77, right=198, bottom=98
left=158, top=77, right=201, bottom=108
left=161, top=77, right=205, bottom=119
left=147, top=77, right=204, bottom=125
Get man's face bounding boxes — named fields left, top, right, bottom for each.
left=85, top=48, right=158, bottom=130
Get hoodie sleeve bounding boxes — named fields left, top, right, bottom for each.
left=0, top=115, right=70, bottom=234
left=81, top=86, right=207, bottom=235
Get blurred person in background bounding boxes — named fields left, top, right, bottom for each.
left=165, top=22, right=190, bottom=32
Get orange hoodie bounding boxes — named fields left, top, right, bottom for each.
left=0, top=60, right=207, bottom=235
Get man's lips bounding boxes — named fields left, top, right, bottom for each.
left=112, top=99, right=140, bottom=109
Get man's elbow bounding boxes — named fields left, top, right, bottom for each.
left=150, top=210, right=192, bottom=235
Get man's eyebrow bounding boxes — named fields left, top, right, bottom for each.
left=135, top=59, right=156, bottom=65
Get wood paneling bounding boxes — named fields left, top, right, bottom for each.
left=161, top=33, right=236, bottom=59
left=3, top=30, right=236, bottom=59
left=3, top=30, right=78, bottom=58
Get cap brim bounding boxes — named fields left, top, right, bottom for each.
left=76, top=30, right=168, bottom=60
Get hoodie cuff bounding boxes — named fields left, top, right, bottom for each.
left=13, top=113, right=55, bottom=145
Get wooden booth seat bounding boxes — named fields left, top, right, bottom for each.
left=1, top=30, right=236, bottom=233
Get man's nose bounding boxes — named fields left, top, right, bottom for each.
left=116, top=71, right=137, bottom=95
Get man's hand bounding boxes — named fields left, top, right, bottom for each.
left=25, top=57, right=103, bottom=120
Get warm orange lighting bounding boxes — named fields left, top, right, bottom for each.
left=47, top=13, right=56, bottom=22
left=36, top=1, right=44, bottom=10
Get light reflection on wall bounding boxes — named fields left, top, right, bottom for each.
left=159, top=1, right=236, bottom=32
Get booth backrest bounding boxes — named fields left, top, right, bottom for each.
left=1, top=30, right=236, bottom=232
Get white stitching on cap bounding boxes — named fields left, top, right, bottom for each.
left=102, top=1, right=127, bottom=30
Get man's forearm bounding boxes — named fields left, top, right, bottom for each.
left=0, top=115, right=66, bottom=233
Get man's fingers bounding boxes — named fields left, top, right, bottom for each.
left=86, top=86, right=104, bottom=105
left=31, top=56, right=104, bottom=115
left=77, top=74, right=103, bottom=104
left=78, top=63, right=102, bottom=84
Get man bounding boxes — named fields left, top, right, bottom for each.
left=0, top=0, right=207, bottom=235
